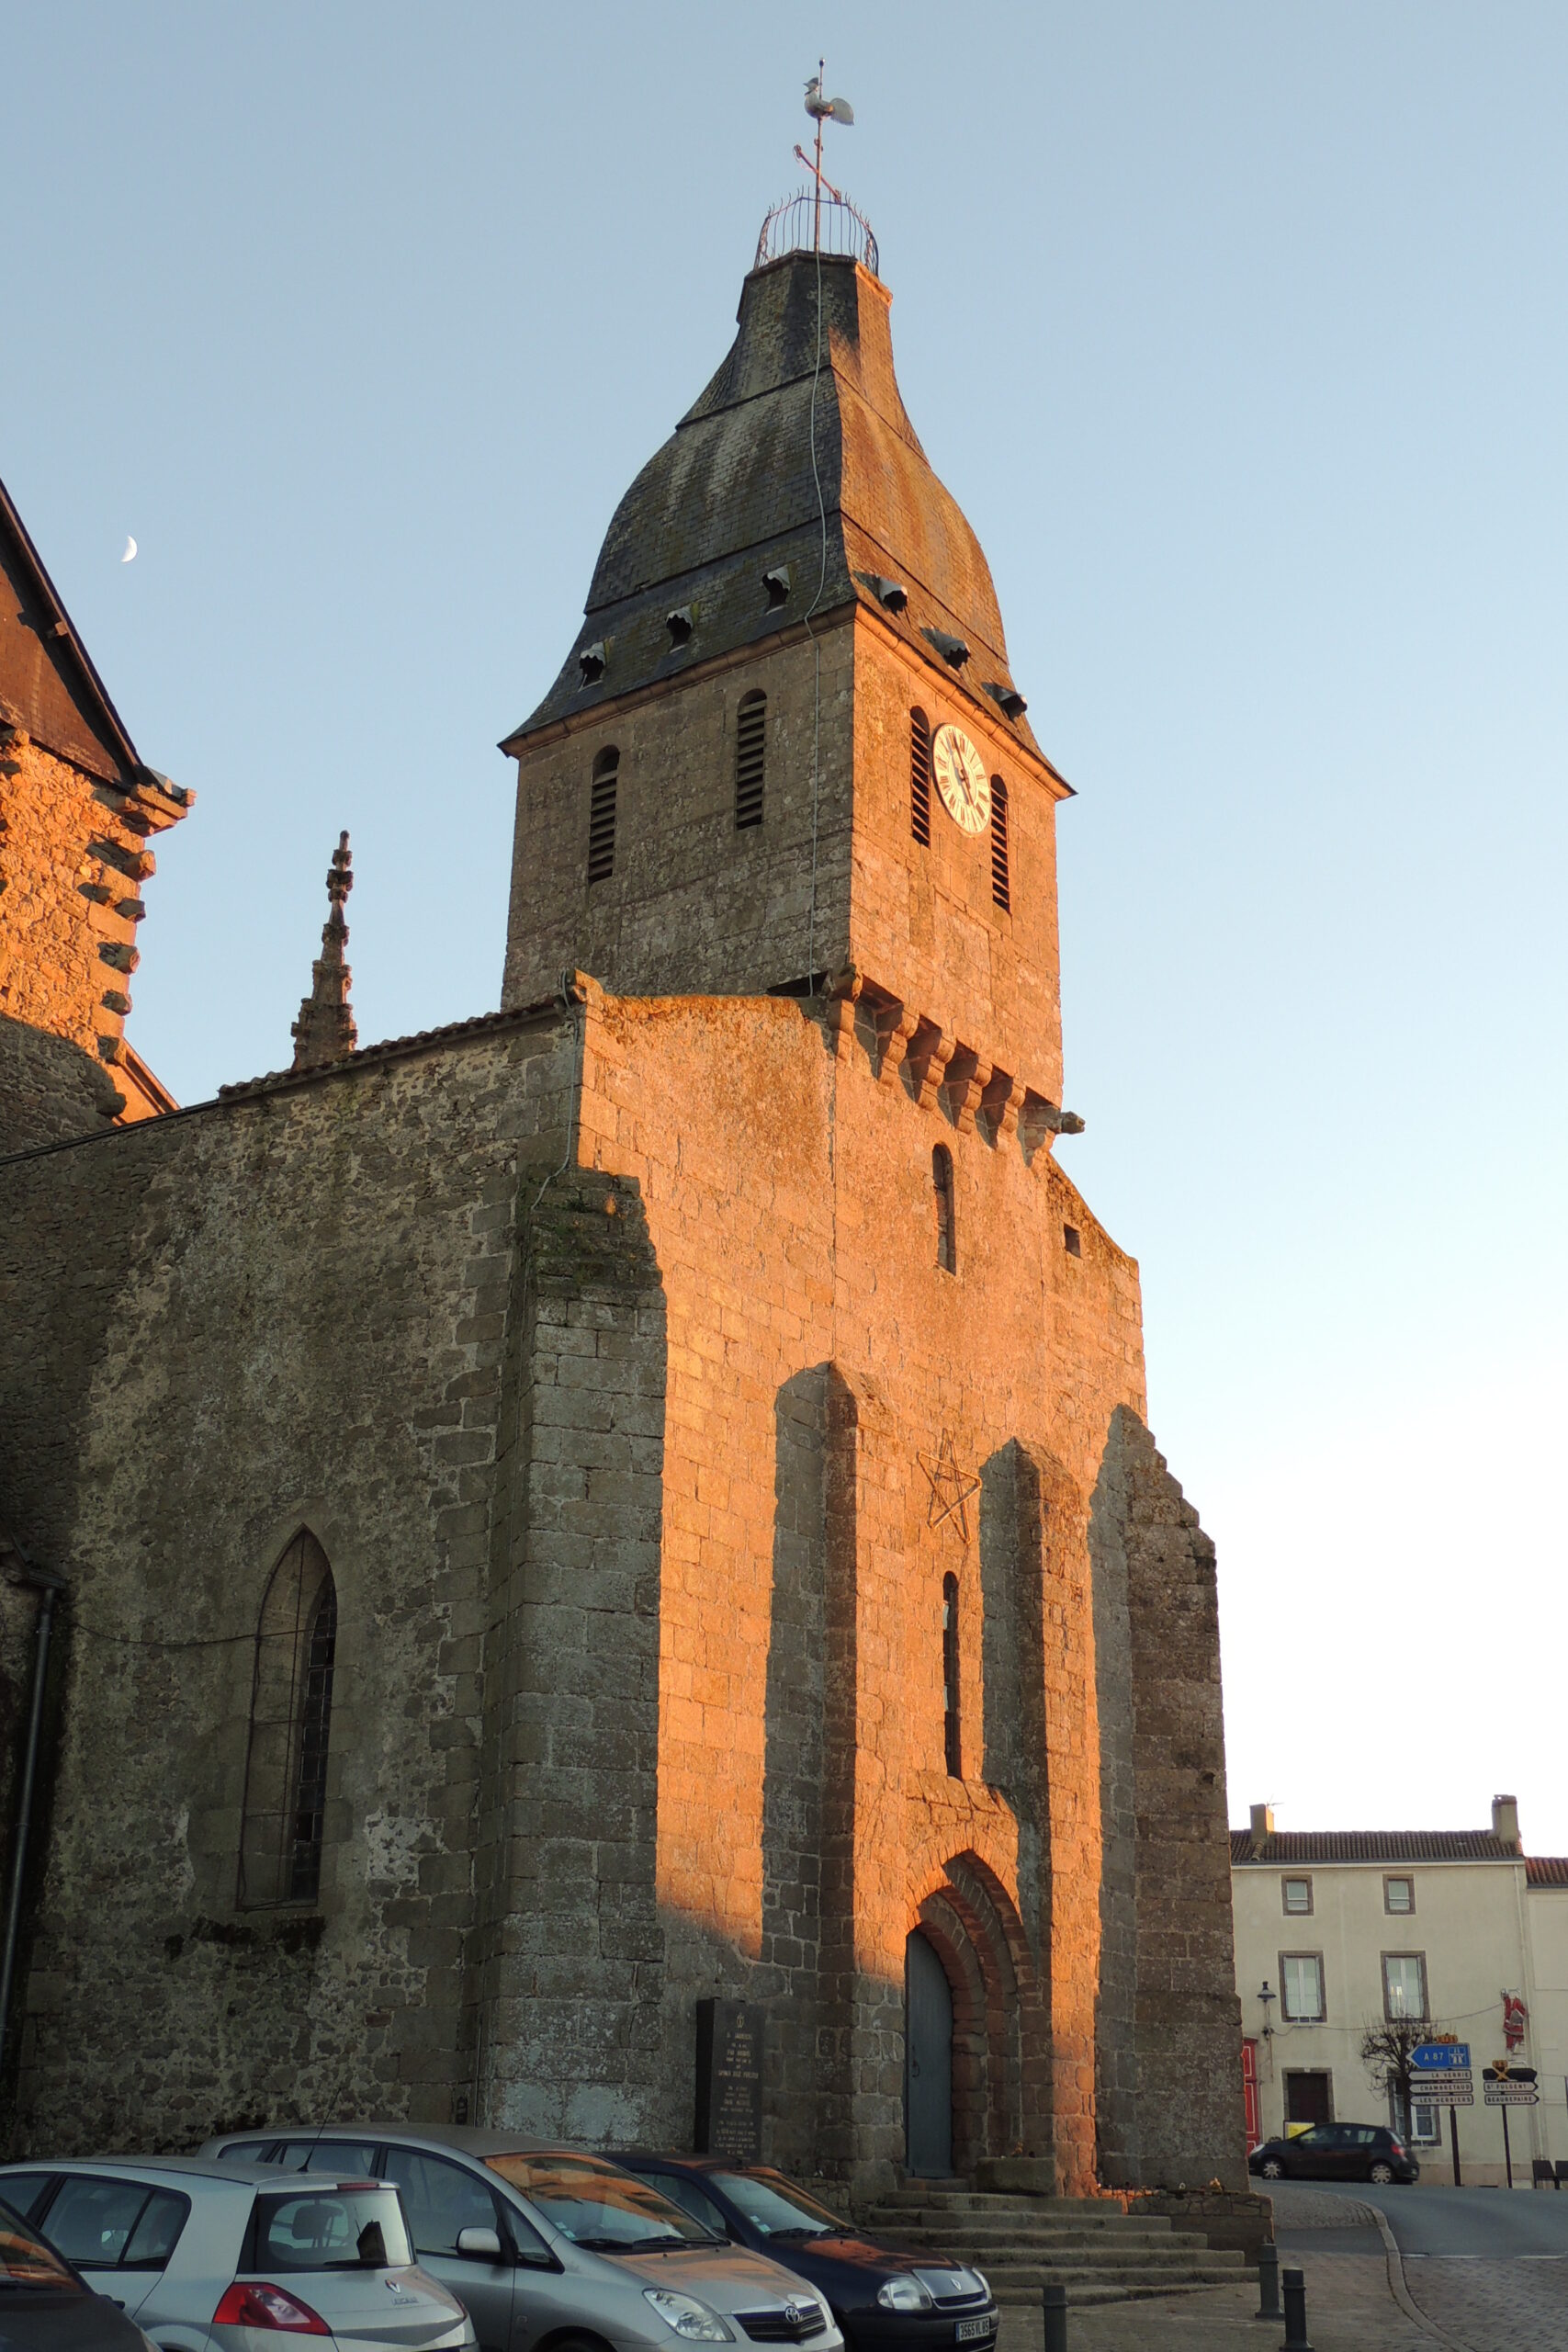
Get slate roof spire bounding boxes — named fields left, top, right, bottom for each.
left=502, top=243, right=1035, bottom=755
left=290, top=831, right=358, bottom=1071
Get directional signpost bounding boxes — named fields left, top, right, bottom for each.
left=1412, top=2041, right=1473, bottom=2184
left=1483, top=2064, right=1540, bottom=2188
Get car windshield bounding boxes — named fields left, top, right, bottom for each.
left=711, top=2173, right=847, bottom=2238
left=486, top=2156, right=720, bottom=2249
left=253, top=2188, right=412, bottom=2272
left=0, top=2200, right=81, bottom=2293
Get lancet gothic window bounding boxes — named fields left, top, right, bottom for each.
left=588, top=747, right=618, bottom=884
left=910, top=708, right=932, bottom=846
left=942, top=1572, right=962, bottom=1778
left=932, top=1143, right=956, bottom=1274
left=238, top=1531, right=338, bottom=1910
left=735, top=692, right=766, bottom=830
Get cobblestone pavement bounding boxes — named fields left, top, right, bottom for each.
left=990, top=2199, right=1568, bottom=2351
left=996, top=2252, right=1440, bottom=2350
left=1400, top=2255, right=1568, bottom=2351
left=1265, top=2180, right=1377, bottom=2229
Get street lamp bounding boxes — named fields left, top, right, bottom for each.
left=1258, top=1980, right=1276, bottom=2041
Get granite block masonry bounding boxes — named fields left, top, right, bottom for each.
left=0, top=220, right=1246, bottom=2196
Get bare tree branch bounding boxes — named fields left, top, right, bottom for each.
left=1359, top=2012, right=1431, bottom=2138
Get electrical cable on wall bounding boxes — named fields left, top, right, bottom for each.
left=798, top=58, right=856, bottom=990
left=803, top=233, right=827, bottom=989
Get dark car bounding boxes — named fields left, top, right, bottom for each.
left=610, top=2157, right=998, bottom=2352
left=0, top=2190, right=155, bottom=2349
left=1248, top=2123, right=1419, bottom=2185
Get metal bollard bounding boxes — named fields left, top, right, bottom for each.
left=1280, top=2266, right=1313, bottom=2352
left=1255, top=2241, right=1281, bottom=2320
left=1042, top=2281, right=1068, bottom=2352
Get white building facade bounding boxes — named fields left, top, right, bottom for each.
left=1232, top=1797, right=1568, bottom=2188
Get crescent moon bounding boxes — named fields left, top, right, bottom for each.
left=120, top=536, right=137, bottom=563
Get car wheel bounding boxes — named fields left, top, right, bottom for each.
left=1368, top=2162, right=1394, bottom=2185
left=1259, top=2158, right=1284, bottom=2179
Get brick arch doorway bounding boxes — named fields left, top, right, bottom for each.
left=905, top=1928, right=954, bottom=2177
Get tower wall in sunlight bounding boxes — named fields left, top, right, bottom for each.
left=0, top=231, right=1244, bottom=2198
left=0, top=479, right=188, bottom=1150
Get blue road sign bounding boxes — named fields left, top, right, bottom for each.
left=1412, top=2041, right=1472, bottom=2072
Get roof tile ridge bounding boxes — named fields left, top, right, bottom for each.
left=218, top=998, right=563, bottom=1102
left=0, top=469, right=144, bottom=781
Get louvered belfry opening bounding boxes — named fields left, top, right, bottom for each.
left=932, top=1142, right=956, bottom=1273
left=942, top=1572, right=963, bottom=1778
left=990, top=776, right=1010, bottom=911
left=588, top=747, right=618, bottom=884
left=735, top=691, right=766, bottom=830
left=910, top=707, right=932, bottom=846
left=238, top=1531, right=338, bottom=1910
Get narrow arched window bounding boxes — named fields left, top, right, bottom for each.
left=736, top=691, right=766, bottom=830
left=588, top=747, right=618, bottom=884
left=239, top=1531, right=338, bottom=1909
left=932, top=1143, right=955, bottom=1273
left=910, top=708, right=931, bottom=847
left=942, top=1573, right=962, bottom=1778
left=990, top=776, right=1010, bottom=911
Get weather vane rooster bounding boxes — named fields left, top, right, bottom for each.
left=796, top=60, right=855, bottom=252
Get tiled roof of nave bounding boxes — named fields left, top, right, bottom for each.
left=1231, top=1828, right=1544, bottom=1865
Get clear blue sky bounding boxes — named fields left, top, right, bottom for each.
left=6, top=6, right=1565, bottom=1846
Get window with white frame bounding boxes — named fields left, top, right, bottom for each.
left=1384, top=1875, right=1415, bottom=1915
left=1397, top=2090, right=1442, bottom=2146
left=1382, top=1952, right=1428, bottom=2019
left=1281, top=1875, right=1313, bottom=1916
left=1280, top=1952, right=1325, bottom=2021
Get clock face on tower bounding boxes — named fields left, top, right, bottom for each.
left=931, top=725, right=992, bottom=834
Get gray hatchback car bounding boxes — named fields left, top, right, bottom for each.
left=0, top=2154, right=474, bottom=2349
left=202, top=2130, right=846, bottom=2352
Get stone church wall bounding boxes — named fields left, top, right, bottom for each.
left=472, top=1158, right=671, bottom=2143
left=503, top=622, right=857, bottom=1012
left=0, top=1009, right=578, bottom=2153
left=1089, top=1409, right=1247, bottom=2192
left=559, top=979, right=1224, bottom=2195
left=1, top=975, right=1242, bottom=2191
left=849, top=623, right=1066, bottom=1105
left=0, top=726, right=182, bottom=1151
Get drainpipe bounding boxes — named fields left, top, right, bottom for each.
left=0, top=1549, right=67, bottom=2080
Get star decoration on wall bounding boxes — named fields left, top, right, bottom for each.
left=919, top=1430, right=981, bottom=1543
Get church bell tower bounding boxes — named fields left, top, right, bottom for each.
left=500, top=200, right=1075, bottom=1114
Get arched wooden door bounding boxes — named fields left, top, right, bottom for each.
left=905, top=1928, right=953, bottom=2177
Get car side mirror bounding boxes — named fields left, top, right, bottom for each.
left=457, top=2227, right=503, bottom=2260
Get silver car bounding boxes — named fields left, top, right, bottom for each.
left=201, top=2129, right=846, bottom=2352
left=0, top=2154, right=475, bottom=2349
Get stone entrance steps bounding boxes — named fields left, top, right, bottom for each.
left=857, top=2189, right=1247, bottom=2309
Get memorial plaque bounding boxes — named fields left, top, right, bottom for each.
left=694, top=1998, right=765, bottom=2161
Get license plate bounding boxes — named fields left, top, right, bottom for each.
left=955, top=2322, right=994, bottom=2342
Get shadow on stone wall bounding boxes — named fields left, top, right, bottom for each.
left=1, top=1016, right=124, bottom=1154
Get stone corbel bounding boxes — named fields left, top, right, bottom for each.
left=874, top=1003, right=921, bottom=1088
left=902, top=1019, right=954, bottom=1114
left=942, top=1046, right=990, bottom=1134
left=978, top=1069, right=1025, bottom=1146
left=822, top=964, right=864, bottom=1064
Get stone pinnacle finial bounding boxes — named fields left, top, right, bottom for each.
left=290, top=830, right=358, bottom=1071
